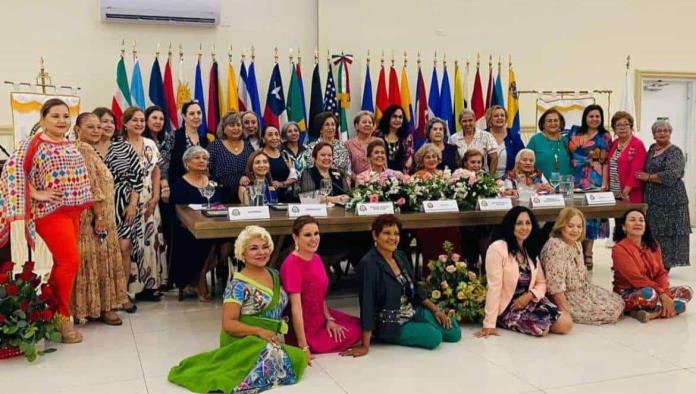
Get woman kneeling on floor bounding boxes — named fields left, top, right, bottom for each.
left=612, top=209, right=693, bottom=323
left=168, top=225, right=307, bottom=393
left=341, top=214, right=461, bottom=357
left=476, top=206, right=573, bottom=338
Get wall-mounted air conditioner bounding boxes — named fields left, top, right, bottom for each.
left=101, top=0, right=220, bottom=27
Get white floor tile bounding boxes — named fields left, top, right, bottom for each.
left=545, top=369, right=696, bottom=394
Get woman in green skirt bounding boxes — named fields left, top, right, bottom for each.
left=168, top=225, right=308, bottom=393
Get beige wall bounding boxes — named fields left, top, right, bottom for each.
left=2, top=0, right=696, bottom=143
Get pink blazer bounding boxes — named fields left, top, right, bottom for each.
left=483, top=240, right=548, bottom=329
left=608, top=136, right=646, bottom=203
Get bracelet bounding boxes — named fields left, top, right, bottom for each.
left=301, top=345, right=310, bottom=352
left=326, top=316, right=336, bottom=322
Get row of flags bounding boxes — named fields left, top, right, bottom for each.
left=111, top=51, right=520, bottom=147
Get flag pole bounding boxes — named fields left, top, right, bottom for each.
left=498, top=55, right=502, bottom=76
left=179, top=43, right=184, bottom=62
left=403, top=50, right=407, bottom=69
left=120, top=39, right=125, bottom=59
left=198, top=44, right=202, bottom=62
left=289, top=47, right=294, bottom=65
left=211, top=44, right=216, bottom=62
left=381, top=50, right=385, bottom=67
left=251, top=45, right=255, bottom=63
left=297, top=48, right=302, bottom=66
left=274, top=46, right=279, bottom=64
left=314, top=48, right=318, bottom=65
left=132, top=40, right=138, bottom=61
left=434, top=50, right=437, bottom=68
left=367, top=49, right=370, bottom=66
left=156, top=42, right=160, bottom=58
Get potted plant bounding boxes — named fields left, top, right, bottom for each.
left=0, top=260, right=60, bottom=361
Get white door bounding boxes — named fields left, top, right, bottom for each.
left=640, top=79, right=695, bottom=222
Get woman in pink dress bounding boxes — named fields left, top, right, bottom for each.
left=281, top=216, right=362, bottom=356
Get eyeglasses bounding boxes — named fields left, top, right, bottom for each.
left=614, top=122, right=632, bottom=128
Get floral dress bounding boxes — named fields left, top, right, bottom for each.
left=568, top=130, right=611, bottom=239
left=129, top=138, right=167, bottom=293
left=305, top=138, right=352, bottom=177
left=497, top=259, right=560, bottom=336
left=168, top=269, right=307, bottom=393
left=540, top=238, right=624, bottom=325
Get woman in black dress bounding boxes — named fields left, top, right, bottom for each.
left=207, top=111, right=253, bottom=203
left=170, top=146, right=222, bottom=301
left=376, top=105, right=413, bottom=173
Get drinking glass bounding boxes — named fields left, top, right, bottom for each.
left=550, top=172, right=562, bottom=193
left=319, top=178, right=333, bottom=204
left=199, top=182, right=216, bottom=208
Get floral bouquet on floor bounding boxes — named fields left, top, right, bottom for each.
left=0, top=261, right=60, bottom=361
left=448, top=169, right=501, bottom=211
left=425, top=241, right=487, bottom=323
left=346, top=170, right=412, bottom=212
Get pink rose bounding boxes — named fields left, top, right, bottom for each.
left=468, top=174, right=477, bottom=186
left=438, top=254, right=448, bottom=262
left=452, top=253, right=461, bottom=262
left=369, top=194, right=380, bottom=203
left=402, top=174, right=411, bottom=183
left=396, top=197, right=406, bottom=206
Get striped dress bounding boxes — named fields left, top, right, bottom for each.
left=103, top=140, right=144, bottom=242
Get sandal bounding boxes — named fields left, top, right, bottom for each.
left=101, top=310, right=123, bottom=326
left=135, top=290, right=163, bottom=302
left=58, top=316, right=83, bottom=344
left=584, top=255, right=594, bottom=271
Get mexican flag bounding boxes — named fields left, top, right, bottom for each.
left=111, top=56, right=131, bottom=129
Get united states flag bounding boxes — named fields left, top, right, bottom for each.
left=323, top=65, right=340, bottom=125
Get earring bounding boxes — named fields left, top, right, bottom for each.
left=294, top=243, right=299, bottom=251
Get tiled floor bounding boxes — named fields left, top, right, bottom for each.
left=3, top=237, right=696, bottom=394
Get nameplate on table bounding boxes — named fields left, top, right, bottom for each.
left=478, top=197, right=513, bottom=211
left=288, top=204, right=328, bottom=218
left=423, top=200, right=459, bottom=213
left=585, top=192, right=616, bottom=205
left=356, top=202, right=394, bottom=216
left=227, top=206, right=270, bottom=221
left=531, top=194, right=566, bottom=208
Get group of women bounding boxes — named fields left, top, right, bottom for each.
left=0, top=96, right=690, bottom=353
left=167, top=205, right=692, bottom=393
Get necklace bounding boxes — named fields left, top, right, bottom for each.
left=544, top=133, right=563, bottom=171
left=224, top=139, right=244, bottom=154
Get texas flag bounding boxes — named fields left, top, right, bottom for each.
left=263, top=63, right=287, bottom=131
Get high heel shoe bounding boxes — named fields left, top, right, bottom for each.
left=58, top=315, right=83, bottom=344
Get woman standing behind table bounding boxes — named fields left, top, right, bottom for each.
left=375, top=105, right=414, bottom=173
left=168, top=225, right=307, bottom=393
left=93, top=107, right=143, bottom=311
left=305, top=112, right=352, bottom=177
left=475, top=207, right=573, bottom=338
left=527, top=108, right=572, bottom=179
left=281, top=216, right=362, bottom=356
left=612, top=209, right=693, bottom=322
left=0, top=99, right=93, bottom=343
left=449, top=109, right=498, bottom=176
left=568, top=104, right=612, bottom=270
left=262, top=125, right=297, bottom=202
left=169, top=101, right=208, bottom=185
left=608, top=111, right=646, bottom=202
left=424, top=117, right=460, bottom=171
left=72, top=113, right=129, bottom=326
left=540, top=208, right=624, bottom=325
left=341, top=215, right=461, bottom=357
left=241, top=110, right=262, bottom=150
left=345, top=111, right=378, bottom=176
left=171, top=146, right=223, bottom=302
left=281, top=121, right=309, bottom=175
left=486, top=105, right=525, bottom=179
left=636, top=120, right=691, bottom=269
left=122, top=107, right=167, bottom=301
left=207, top=111, right=254, bottom=203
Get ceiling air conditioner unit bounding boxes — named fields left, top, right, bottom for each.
left=101, top=0, right=220, bottom=27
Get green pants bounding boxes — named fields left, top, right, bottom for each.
left=383, top=307, right=462, bottom=350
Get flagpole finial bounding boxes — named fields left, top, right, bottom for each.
left=390, top=50, right=395, bottom=67
left=211, top=44, right=216, bottom=61
left=251, top=46, right=256, bottom=62
left=289, top=48, right=294, bottom=65
left=454, top=59, right=458, bottom=68
left=508, top=54, right=512, bottom=68
left=241, top=47, right=246, bottom=61
left=626, top=55, right=631, bottom=71
left=476, top=53, right=480, bottom=67
left=498, top=55, right=502, bottom=74
left=380, top=50, right=384, bottom=66
left=314, top=48, right=318, bottom=64
left=178, top=43, right=183, bottom=60
left=366, top=49, right=370, bottom=65
left=417, top=51, right=421, bottom=67
left=156, top=42, right=160, bottom=57
left=403, top=50, right=407, bottom=68
left=443, top=53, right=447, bottom=66
left=297, top=48, right=302, bottom=65
left=273, top=46, right=278, bottom=63
left=326, top=49, right=330, bottom=64
left=168, top=42, right=173, bottom=57
left=132, top=40, right=138, bottom=60
left=120, top=39, right=125, bottom=58
left=228, top=45, right=233, bottom=62
left=434, top=51, right=437, bottom=67
left=489, top=54, right=492, bottom=69
left=466, top=56, right=470, bottom=69
left=198, top=43, right=202, bottom=60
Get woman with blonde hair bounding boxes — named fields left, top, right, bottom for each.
left=540, top=208, right=624, bottom=325
left=169, top=225, right=308, bottom=392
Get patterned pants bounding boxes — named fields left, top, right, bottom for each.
left=620, top=286, right=693, bottom=314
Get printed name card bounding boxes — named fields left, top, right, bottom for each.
left=422, top=200, right=459, bottom=213
left=227, top=206, right=271, bottom=221
left=478, top=198, right=513, bottom=211
left=585, top=192, right=616, bottom=205
left=287, top=204, right=328, bottom=218
left=531, top=194, right=566, bottom=208
left=356, top=202, right=395, bottom=216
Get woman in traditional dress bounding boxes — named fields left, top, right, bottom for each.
left=168, top=225, right=308, bottom=393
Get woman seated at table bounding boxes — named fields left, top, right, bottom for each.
left=281, top=216, right=362, bottom=356
left=502, top=149, right=554, bottom=196
left=355, top=139, right=403, bottom=184
left=239, top=151, right=276, bottom=205
left=612, top=209, right=693, bottom=322
left=476, top=207, right=573, bottom=337
left=425, top=117, right=460, bottom=171
left=341, top=215, right=461, bottom=357
left=412, top=144, right=463, bottom=275
left=170, top=146, right=222, bottom=302
left=540, top=208, right=624, bottom=325
left=168, top=225, right=308, bottom=393
left=262, top=125, right=297, bottom=202
left=460, top=148, right=494, bottom=272
left=297, top=141, right=350, bottom=205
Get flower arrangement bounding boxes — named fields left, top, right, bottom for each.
left=346, top=170, right=412, bottom=211
left=0, top=261, right=60, bottom=361
left=425, top=241, right=487, bottom=323
left=348, top=168, right=501, bottom=213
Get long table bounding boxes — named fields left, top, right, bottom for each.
left=176, top=200, right=646, bottom=239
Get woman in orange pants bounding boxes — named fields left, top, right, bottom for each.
left=0, top=98, right=92, bottom=343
